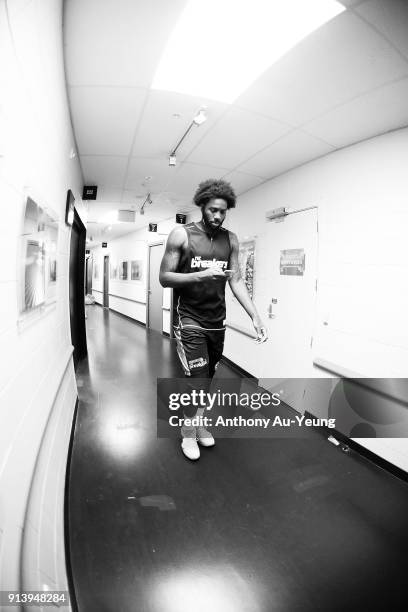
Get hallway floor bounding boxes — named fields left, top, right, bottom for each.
left=68, top=305, right=408, bottom=612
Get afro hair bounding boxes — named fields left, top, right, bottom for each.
left=193, top=179, right=236, bottom=209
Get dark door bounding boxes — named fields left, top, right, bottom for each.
left=69, top=208, right=87, bottom=368
left=85, top=256, right=93, bottom=294
left=103, top=255, right=109, bottom=308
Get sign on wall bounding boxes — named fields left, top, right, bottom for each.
left=280, top=248, right=305, bottom=276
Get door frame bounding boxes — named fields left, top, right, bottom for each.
left=146, top=240, right=164, bottom=331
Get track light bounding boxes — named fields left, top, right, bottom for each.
left=140, top=193, right=152, bottom=215
left=169, top=107, right=208, bottom=166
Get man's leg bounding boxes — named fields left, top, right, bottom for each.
left=195, top=328, right=226, bottom=444
left=173, top=320, right=211, bottom=459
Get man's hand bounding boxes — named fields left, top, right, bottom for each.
left=252, top=317, right=268, bottom=343
left=199, top=266, right=228, bottom=281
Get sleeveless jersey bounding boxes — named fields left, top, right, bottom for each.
left=174, top=222, right=232, bottom=329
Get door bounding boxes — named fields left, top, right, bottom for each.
left=69, top=208, right=88, bottom=368
left=103, top=255, right=109, bottom=308
left=147, top=242, right=164, bottom=332
left=257, top=208, right=318, bottom=408
left=85, top=255, right=93, bottom=294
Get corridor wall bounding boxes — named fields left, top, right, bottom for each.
left=0, top=0, right=84, bottom=605
left=223, top=127, right=408, bottom=472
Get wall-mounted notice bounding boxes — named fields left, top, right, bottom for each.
left=280, top=248, right=305, bottom=276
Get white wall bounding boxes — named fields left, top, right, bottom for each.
left=0, top=0, right=84, bottom=605
left=223, top=128, right=408, bottom=472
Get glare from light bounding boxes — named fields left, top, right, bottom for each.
left=152, top=0, right=345, bottom=103
left=99, top=412, right=148, bottom=461
left=149, top=566, right=262, bottom=612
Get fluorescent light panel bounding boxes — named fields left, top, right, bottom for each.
left=152, top=0, right=345, bottom=103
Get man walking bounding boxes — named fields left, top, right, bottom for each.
left=160, top=179, right=268, bottom=459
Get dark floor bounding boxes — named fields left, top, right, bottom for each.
left=68, top=305, right=408, bottom=612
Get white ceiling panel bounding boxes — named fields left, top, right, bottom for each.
left=64, top=0, right=186, bottom=87
left=121, top=190, right=148, bottom=206
left=303, top=77, right=408, bottom=147
left=124, top=157, right=176, bottom=191
left=356, top=0, right=408, bottom=61
left=187, top=107, right=291, bottom=169
left=132, top=90, right=227, bottom=158
left=80, top=155, right=128, bottom=187
left=236, top=10, right=408, bottom=126
left=238, top=130, right=335, bottom=179
left=221, top=171, right=265, bottom=196
left=89, top=187, right=123, bottom=204
left=69, top=86, right=147, bottom=155
left=166, top=162, right=227, bottom=199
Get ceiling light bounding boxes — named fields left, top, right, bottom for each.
left=152, top=0, right=345, bottom=103
left=169, top=154, right=177, bottom=166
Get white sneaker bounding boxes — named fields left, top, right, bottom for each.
left=197, top=427, right=215, bottom=447
left=181, top=436, right=200, bottom=460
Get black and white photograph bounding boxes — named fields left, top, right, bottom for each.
left=1, top=1, right=408, bottom=611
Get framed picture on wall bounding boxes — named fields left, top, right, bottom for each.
left=131, top=260, right=143, bottom=281
left=238, top=238, right=256, bottom=299
left=18, top=194, right=59, bottom=322
left=119, top=261, right=128, bottom=280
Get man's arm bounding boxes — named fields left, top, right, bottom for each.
left=227, top=232, right=268, bottom=343
left=159, top=226, right=226, bottom=288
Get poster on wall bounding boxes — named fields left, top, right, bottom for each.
left=280, top=248, right=305, bottom=276
left=19, top=196, right=59, bottom=318
left=238, top=238, right=255, bottom=299
left=131, top=260, right=143, bottom=281
left=120, top=261, right=128, bottom=280
left=110, top=263, right=117, bottom=279
left=24, top=240, right=46, bottom=310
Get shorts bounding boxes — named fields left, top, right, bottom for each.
left=174, top=317, right=225, bottom=378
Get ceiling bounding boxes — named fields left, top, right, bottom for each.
left=63, top=0, right=408, bottom=244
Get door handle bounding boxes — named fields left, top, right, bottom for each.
left=268, top=298, right=277, bottom=319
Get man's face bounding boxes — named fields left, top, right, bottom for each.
left=202, top=198, right=228, bottom=230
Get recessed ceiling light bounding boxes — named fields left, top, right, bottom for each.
left=152, top=0, right=345, bottom=103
